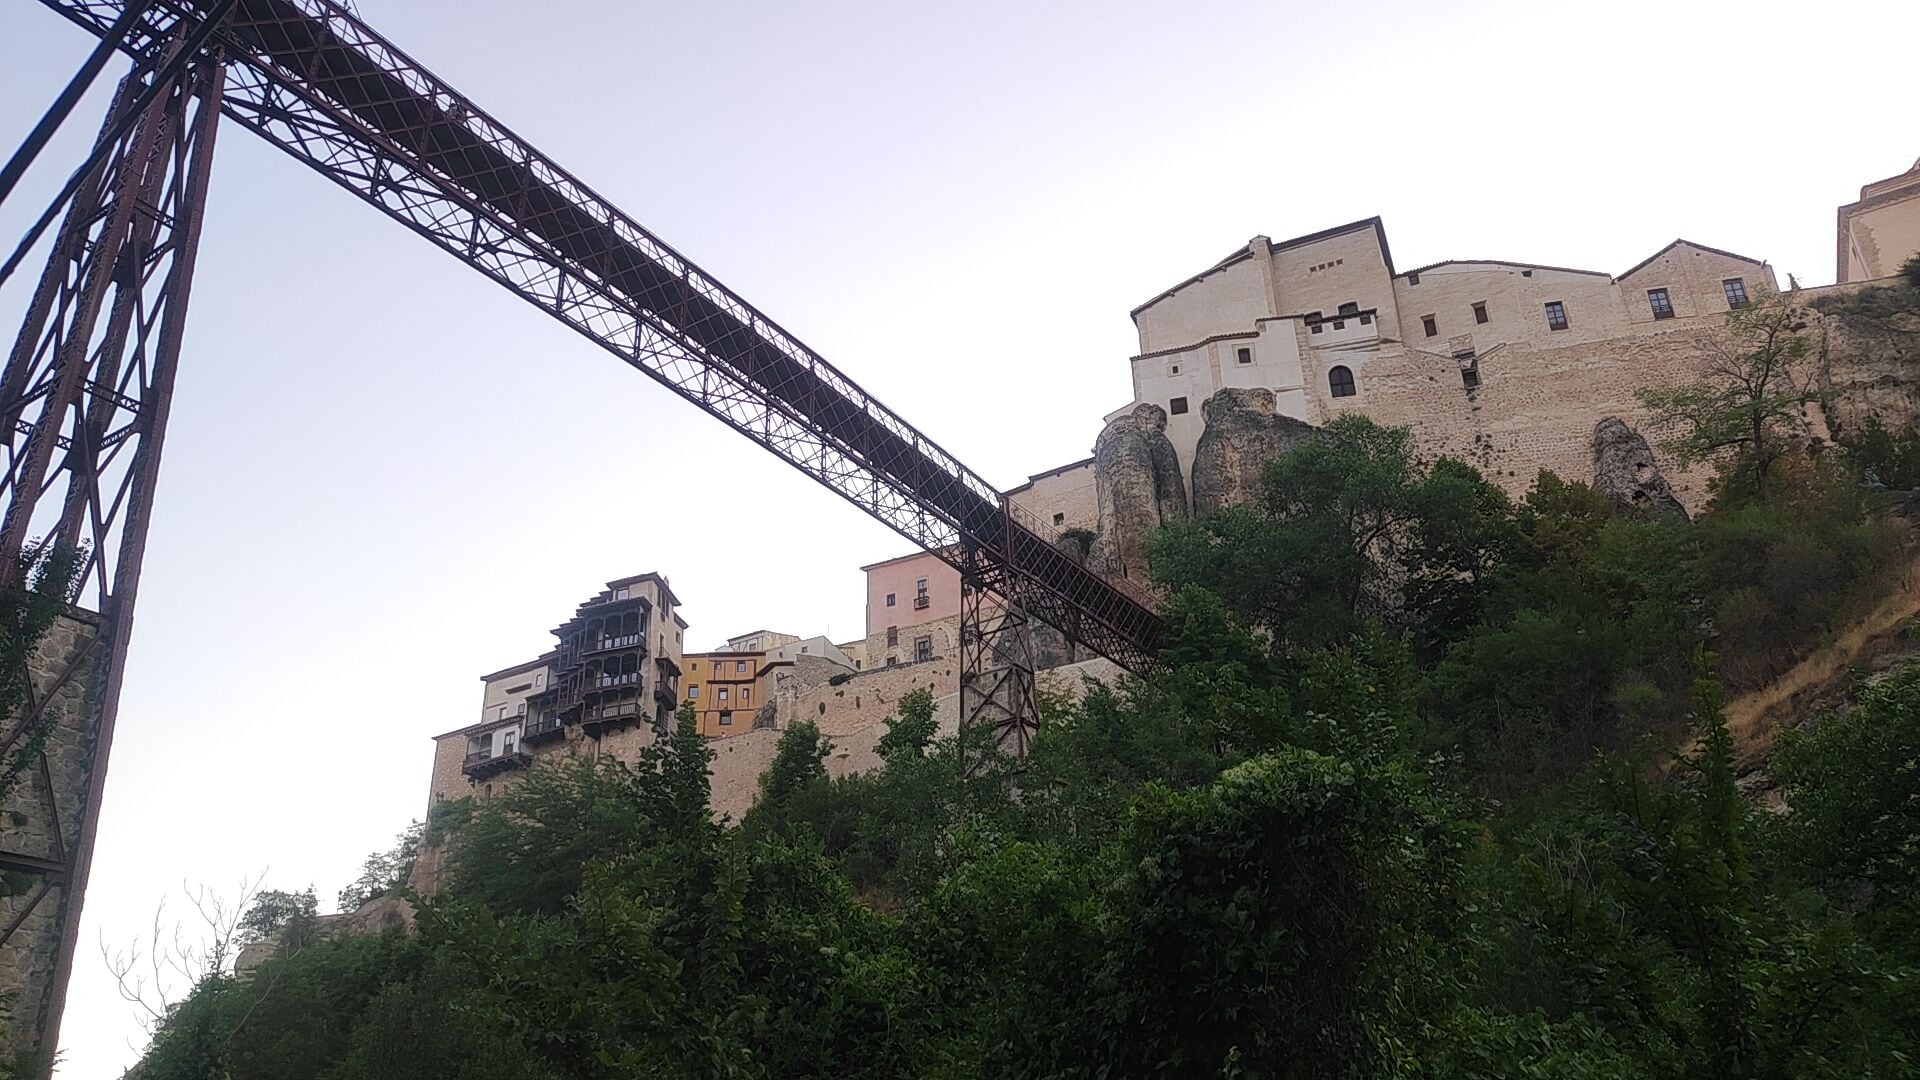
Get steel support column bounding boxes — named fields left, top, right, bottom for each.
left=0, top=44, right=223, bottom=1066
left=958, top=507, right=1041, bottom=768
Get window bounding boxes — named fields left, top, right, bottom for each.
left=1169, top=364, right=1179, bottom=374
left=535, top=673, right=544, bottom=688
left=1235, top=346, right=1252, bottom=365
left=1338, top=302, right=1359, bottom=316
left=885, top=592, right=895, bottom=607
left=1307, top=310, right=1324, bottom=334
left=1422, top=315, right=1438, bottom=337
left=916, top=577, right=928, bottom=594
left=1472, top=302, right=1489, bottom=324
left=914, top=636, right=933, bottom=662
left=1461, top=367, right=1481, bottom=390
left=736, top=660, right=747, bottom=673
left=1722, top=278, right=1749, bottom=309
left=719, top=710, right=732, bottom=726
left=1169, top=397, right=1188, bottom=415
left=1544, top=301, right=1569, bottom=331
left=1648, top=288, right=1674, bottom=319
left=1359, top=312, right=1373, bottom=325
left=887, top=626, right=898, bottom=646
left=741, top=687, right=750, bottom=703
left=687, top=685, right=700, bottom=699
left=613, top=586, right=629, bottom=599
left=1328, top=365, right=1356, bottom=398
left=886, top=656, right=896, bottom=667
left=717, top=687, right=728, bottom=701
left=1052, top=512, right=1065, bottom=526
left=1406, top=271, right=1420, bottom=285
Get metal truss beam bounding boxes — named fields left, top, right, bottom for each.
left=35, top=0, right=1167, bottom=680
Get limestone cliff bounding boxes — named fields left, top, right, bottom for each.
left=1592, top=417, right=1688, bottom=520
left=1811, top=282, right=1920, bottom=435
left=1190, top=388, right=1316, bottom=514
left=1090, top=403, right=1187, bottom=580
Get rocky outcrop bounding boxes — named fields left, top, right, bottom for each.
left=1090, top=403, right=1187, bottom=580
left=1809, top=286, right=1920, bottom=435
left=1593, top=417, right=1688, bottom=519
left=1190, top=388, right=1316, bottom=514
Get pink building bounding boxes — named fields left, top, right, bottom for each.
left=860, top=550, right=960, bottom=637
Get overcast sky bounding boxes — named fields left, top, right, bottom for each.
left=1, top=0, right=1914, bottom=1072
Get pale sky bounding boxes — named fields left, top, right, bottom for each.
left=0, top=0, right=1913, bottom=1073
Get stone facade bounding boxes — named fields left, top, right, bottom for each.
left=1108, top=218, right=1784, bottom=516
left=0, top=612, right=102, bottom=1060
left=1838, top=157, right=1920, bottom=284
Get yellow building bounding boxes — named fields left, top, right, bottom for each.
left=682, top=649, right=778, bottom=737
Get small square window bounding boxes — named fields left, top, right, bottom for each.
left=1169, top=364, right=1179, bottom=374
left=1422, top=315, right=1437, bottom=337
left=1052, top=512, right=1065, bottom=526
left=688, top=685, right=700, bottom=699
left=719, top=710, right=732, bottom=726
left=1472, top=302, right=1489, bottom=324
left=1169, top=397, right=1188, bottom=415
left=1722, top=278, right=1749, bottom=309
left=1406, top=272, right=1420, bottom=285
left=1545, top=301, right=1569, bottom=331
left=718, top=687, right=729, bottom=701
left=1461, top=367, right=1481, bottom=390
left=886, top=593, right=895, bottom=606
left=1235, top=346, right=1252, bottom=364
left=735, top=661, right=746, bottom=673
left=1522, top=269, right=1534, bottom=278
left=1648, top=288, right=1674, bottom=320
left=1359, top=313, right=1372, bottom=325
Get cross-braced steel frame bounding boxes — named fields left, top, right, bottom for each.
left=6, top=0, right=1171, bottom=1059
left=0, top=36, right=223, bottom=1061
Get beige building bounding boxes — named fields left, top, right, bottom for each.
left=1838, top=157, right=1920, bottom=284
left=423, top=572, right=687, bottom=806
left=1115, top=216, right=1777, bottom=507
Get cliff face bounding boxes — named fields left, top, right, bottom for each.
left=1812, top=282, right=1920, bottom=435
left=1190, top=388, right=1316, bottom=515
left=1090, top=403, right=1187, bottom=581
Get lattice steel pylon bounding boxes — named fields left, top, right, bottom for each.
left=0, top=38, right=224, bottom=1062
left=958, top=517, right=1044, bottom=765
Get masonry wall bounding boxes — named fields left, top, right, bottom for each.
left=1351, top=329, right=1731, bottom=505
left=1006, top=460, right=1100, bottom=535
left=0, top=612, right=103, bottom=1059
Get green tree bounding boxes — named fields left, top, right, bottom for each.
left=1774, top=659, right=1920, bottom=907
left=0, top=541, right=86, bottom=807
left=1638, top=301, right=1823, bottom=503
left=336, top=822, right=421, bottom=912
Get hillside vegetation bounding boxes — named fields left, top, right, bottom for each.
left=123, top=299, right=1920, bottom=1079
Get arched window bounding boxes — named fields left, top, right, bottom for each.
left=1328, top=365, right=1356, bottom=398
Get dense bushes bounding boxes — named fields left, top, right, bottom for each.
left=128, top=406, right=1920, bottom=1078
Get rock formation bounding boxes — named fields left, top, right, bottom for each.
left=1592, top=417, right=1688, bottom=520
left=1089, top=403, right=1187, bottom=580
left=1190, top=387, right=1316, bottom=514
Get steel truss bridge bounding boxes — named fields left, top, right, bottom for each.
left=0, top=0, right=1164, bottom=1061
